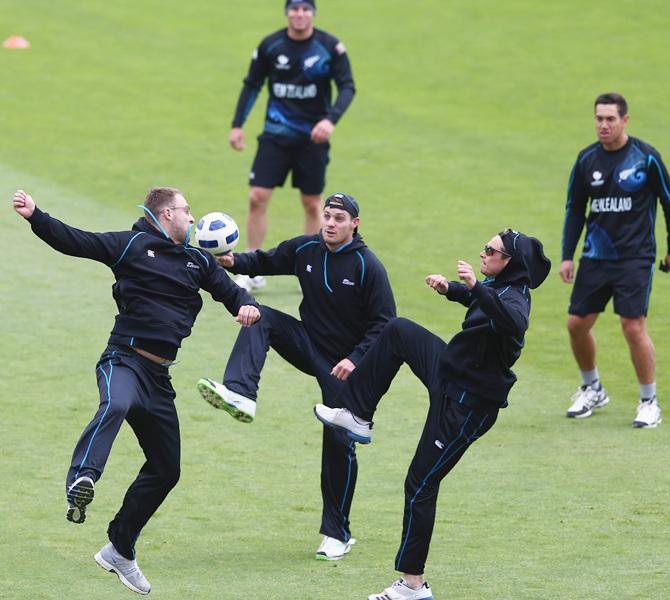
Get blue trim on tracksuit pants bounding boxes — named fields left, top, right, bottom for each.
left=66, top=345, right=180, bottom=560
left=336, top=318, right=499, bottom=574
left=223, top=305, right=357, bottom=543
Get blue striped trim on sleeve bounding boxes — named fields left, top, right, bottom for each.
left=111, top=232, right=144, bottom=268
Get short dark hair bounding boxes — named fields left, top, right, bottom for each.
left=594, top=93, right=628, bottom=117
left=144, top=187, right=182, bottom=215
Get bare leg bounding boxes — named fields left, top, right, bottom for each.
left=567, top=313, right=599, bottom=371
left=301, top=192, right=322, bottom=235
left=247, top=186, right=273, bottom=249
left=620, top=316, right=655, bottom=384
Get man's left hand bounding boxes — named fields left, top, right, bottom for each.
left=457, top=260, right=477, bottom=289
left=660, top=255, right=670, bottom=273
left=331, top=358, right=356, bottom=380
left=310, top=119, right=334, bottom=144
left=236, top=305, right=261, bottom=327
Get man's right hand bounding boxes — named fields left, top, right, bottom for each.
left=236, top=304, right=260, bottom=327
left=13, top=189, right=35, bottom=218
left=559, top=260, right=574, bottom=283
left=229, top=128, right=245, bottom=151
left=425, top=274, right=449, bottom=295
left=216, top=253, right=235, bottom=268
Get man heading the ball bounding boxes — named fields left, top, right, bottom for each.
left=12, top=187, right=259, bottom=594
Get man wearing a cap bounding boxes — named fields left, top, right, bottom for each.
left=229, top=0, right=356, bottom=292
left=197, top=193, right=395, bottom=561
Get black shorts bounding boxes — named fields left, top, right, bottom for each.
left=249, top=133, right=330, bottom=195
left=569, top=258, right=655, bottom=317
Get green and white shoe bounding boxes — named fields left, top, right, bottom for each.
left=315, top=535, right=356, bottom=561
left=197, top=378, right=256, bottom=423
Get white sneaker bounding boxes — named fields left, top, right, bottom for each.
left=197, top=377, right=256, bottom=423
left=633, top=397, right=662, bottom=428
left=94, top=542, right=151, bottom=595
left=368, top=579, right=434, bottom=600
left=234, top=274, right=267, bottom=291
left=315, top=535, right=356, bottom=561
left=566, top=384, right=609, bottom=418
left=314, top=404, right=373, bottom=444
left=66, top=476, right=95, bottom=524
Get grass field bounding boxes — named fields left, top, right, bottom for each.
left=1, top=1, right=669, bottom=598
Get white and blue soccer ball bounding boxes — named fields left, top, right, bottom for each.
left=194, top=212, right=240, bottom=255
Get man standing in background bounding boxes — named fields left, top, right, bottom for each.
left=228, top=0, right=356, bottom=291
left=561, top=92, right=670, bottom=428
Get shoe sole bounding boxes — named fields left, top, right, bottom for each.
left=313, top=407, right=371, bottom=444
left=315, top=552, right=345, bottom=561
left=94, top=552, right=151, bottom=595
left=315, top=538, right=355, bottom=561
left=633, top=417, right=662, bottom=429
left=66, top=478, right=95, bottom=524
left=367, top=589, right=433, bottom=600
left=197, top=380, right=254, bottom=423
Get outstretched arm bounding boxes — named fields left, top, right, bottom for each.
left=13, top=189, right=129, bottom=264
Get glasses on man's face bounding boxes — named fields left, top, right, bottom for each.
left=166, top=205, right=191, bottom=215
left=484, top=244, right=511, bottom=258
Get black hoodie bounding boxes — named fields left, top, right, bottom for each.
left=441, top=232, right=551, bottom=408
left=27, top=208, right=256, bottom=360
left=230, top=233, right=396, bottom=365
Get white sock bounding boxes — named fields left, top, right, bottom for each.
left=580, top=368, right=600, bottom=388
left=640, top=383, right=656, bottom=401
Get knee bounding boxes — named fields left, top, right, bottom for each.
left=385, top=317, right=414, bottom=340
left=566, top=315, right=591, bottom=338
left=620, top=317, right=648, bottom=341
left=160, top=465, right=180, bottom=491
left=249, top=188, right=271, bottom=211
left=301, top=194, right=321, bottom=213
left=105, top=400, right=131, bottom=421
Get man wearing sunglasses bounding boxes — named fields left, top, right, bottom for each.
left=12, top=187, right=260, bottom=594
left=314, top=230, right=551, bottom=600
left=228, top=0, right=356, bottom=292
left=561, top=93, right=670, bottom=428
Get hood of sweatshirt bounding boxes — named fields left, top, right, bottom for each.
left=497, top=229, right=551, bottom=289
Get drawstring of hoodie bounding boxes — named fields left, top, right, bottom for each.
left=322, top=239, right=355, bottom=293
left=136, top=205, right=192, bottom=246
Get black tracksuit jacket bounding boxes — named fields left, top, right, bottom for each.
left=230, top=233, right=395, bottom=365
left=27, top=208, right=256, bottom=360
left=442, top=278, right=530, bottom=409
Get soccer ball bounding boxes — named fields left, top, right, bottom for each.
left=194, top=212, right=240, bottom=255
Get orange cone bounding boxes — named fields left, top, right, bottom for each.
left=3, top=36, right=30, bottom=49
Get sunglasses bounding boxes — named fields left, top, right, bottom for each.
left=484, top=244, right=511, bottom=258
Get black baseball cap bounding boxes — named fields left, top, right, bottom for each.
left=324, top=193, right=359, bottom=218
left=285, top=0, right=316, bottom=10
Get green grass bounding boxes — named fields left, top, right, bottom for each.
left=2, top=1, right=670, bottom=598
